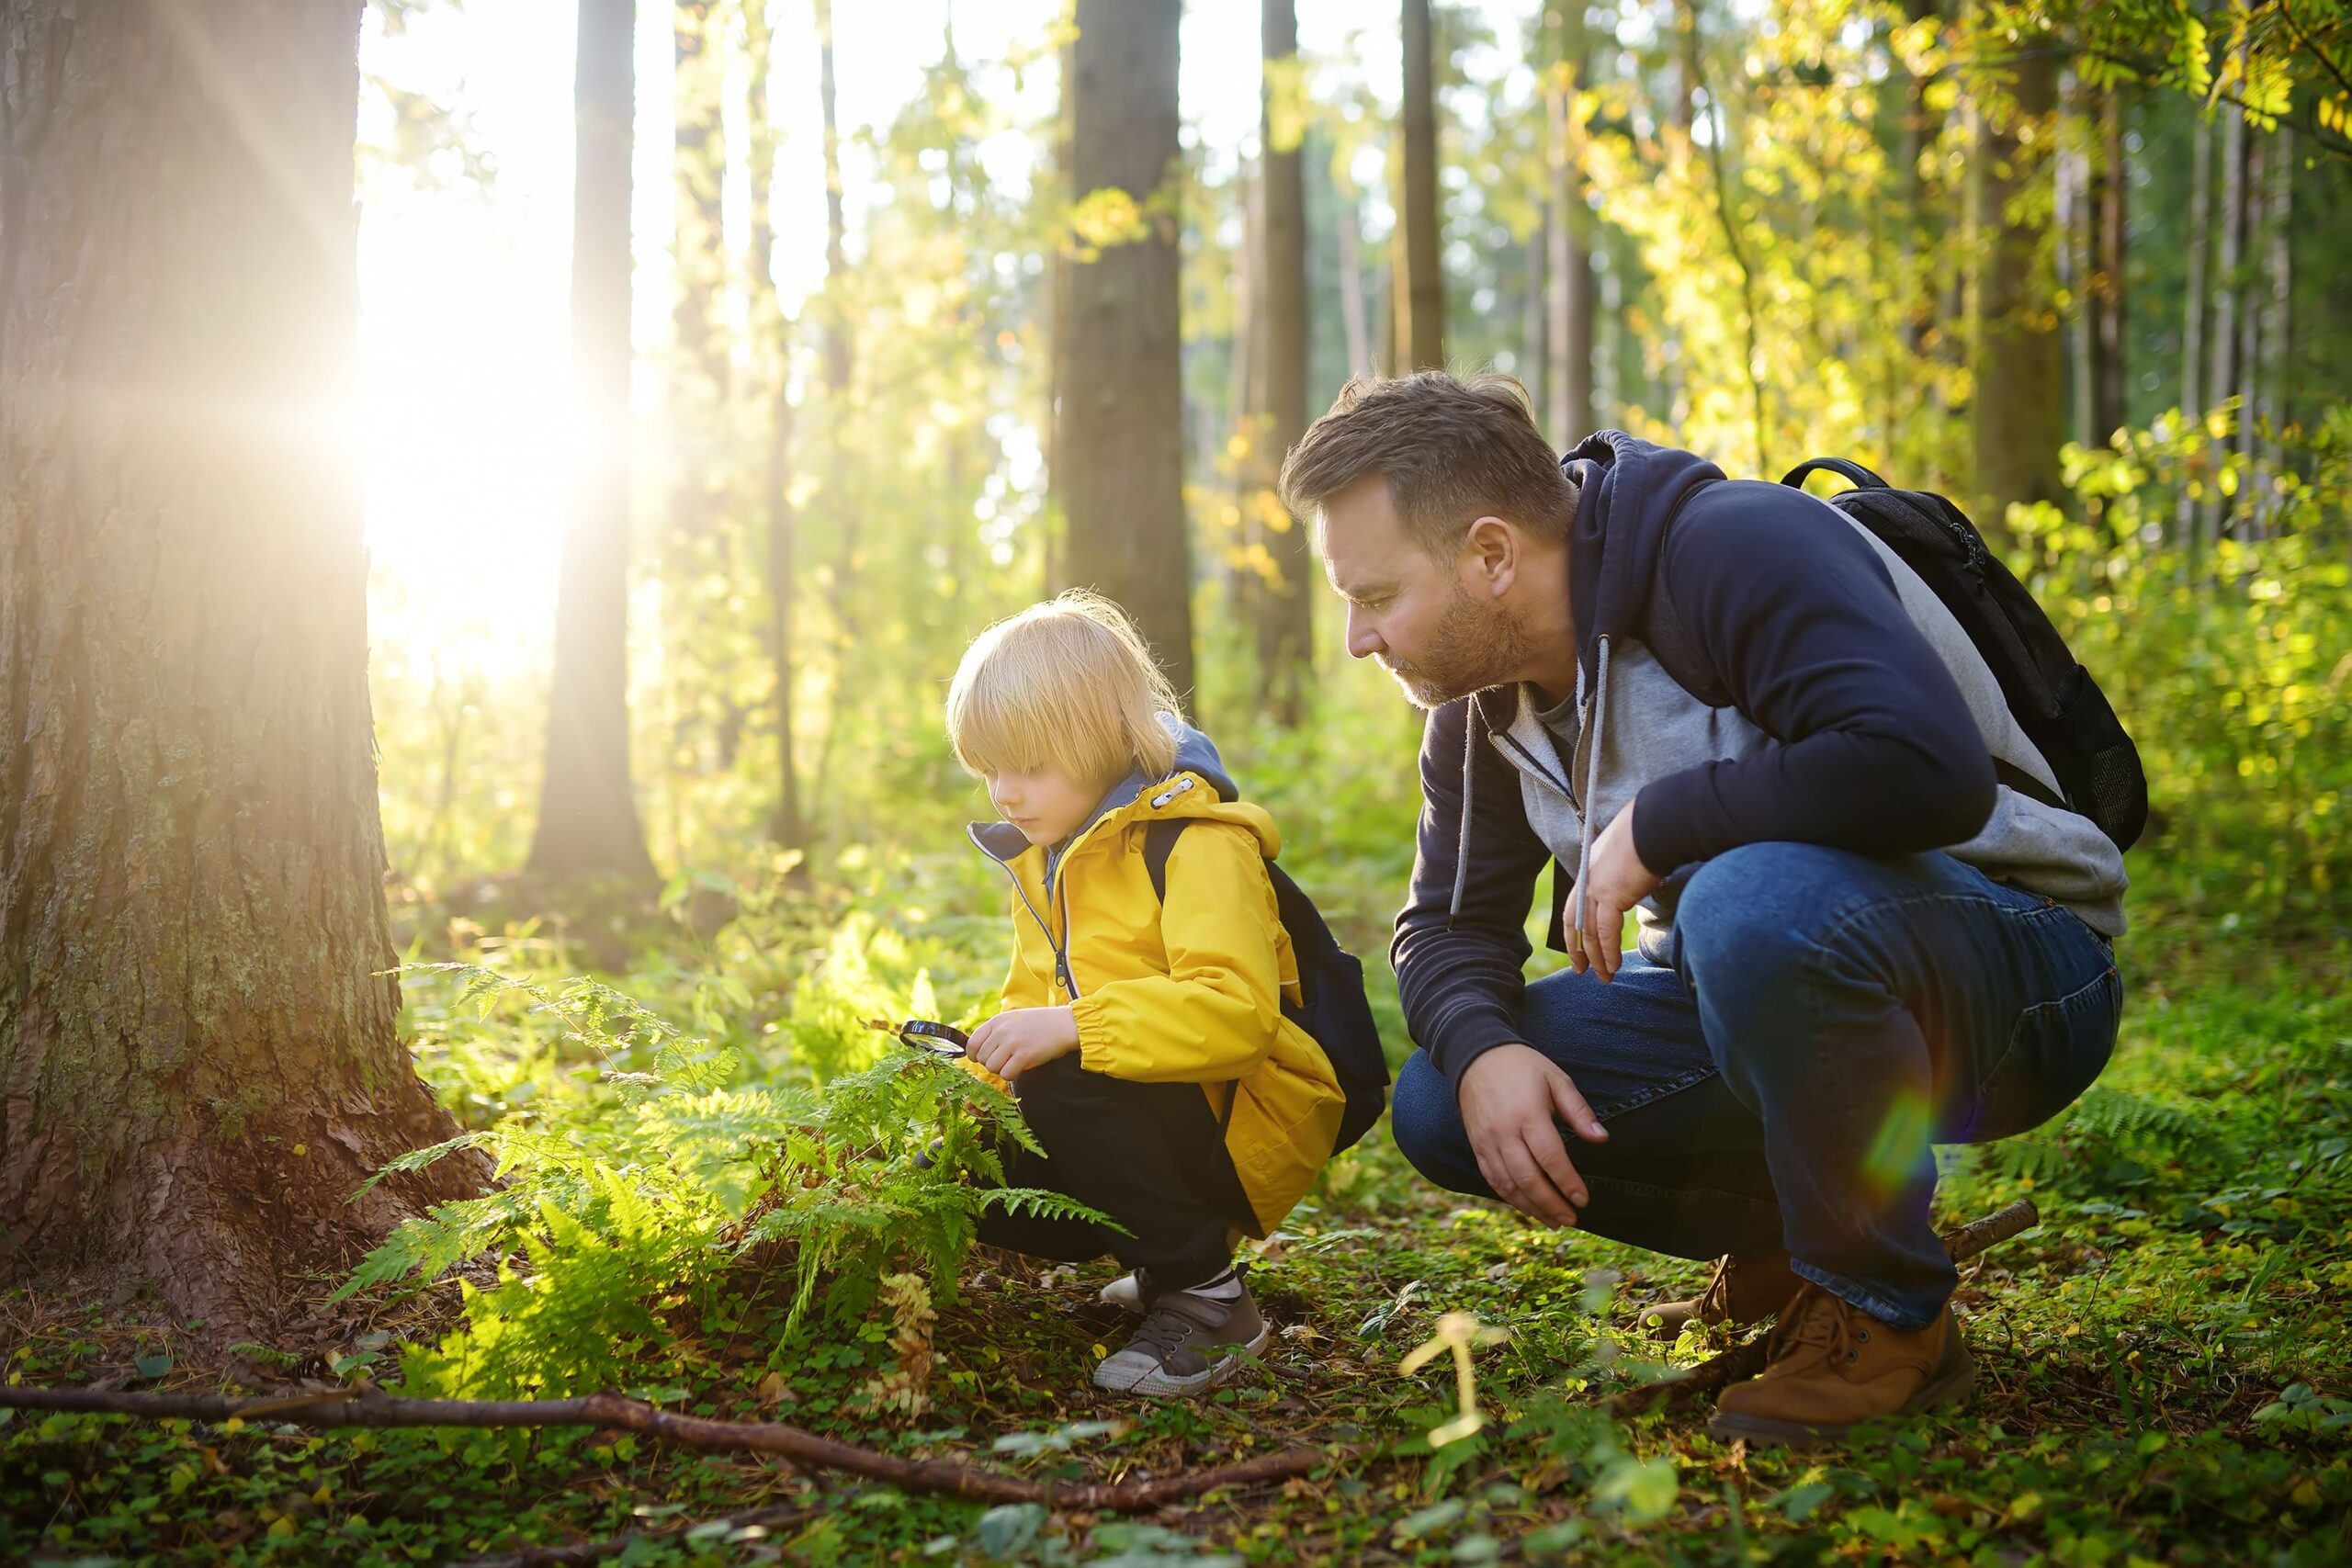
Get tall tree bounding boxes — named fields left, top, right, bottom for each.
left=2095, top=85, right=2129, bottom=441
left=2176, top=106, right=2212, bottom=547
left=744, top=0, right=805, bottom=854
left=2199, top=101, right=2249, bottom=549
left=1970, top=39, right=2064, bottom=528
left=1398, top=0, right=1444, bottom=368
left=1545, top=0, right=1596, bottom=441
left=1058, top=0, right=1193, bottom=703
left=669, top=0, right=729, bottom=543
left=0, top=0, right=482, bottom=1330
left=1258, top=0, right=1313, bottom=724
left=528, top=0, right=657, bottom=885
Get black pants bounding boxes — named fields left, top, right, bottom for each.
left=973, top=1056, right=1255, bottom=1291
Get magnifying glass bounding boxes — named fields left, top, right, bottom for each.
left=864, top=1019, right=969, bottom=1057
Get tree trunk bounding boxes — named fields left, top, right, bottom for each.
left=1399, top=0, right=1444, bottom=369
left=1336, top=184, right=1373, bottom=379
left=745, top=0, right=804, bottom=854
left=1044, top=26, right=1080, bottom=597
left=2063, top=73, right=2097, bottom=448
left=1258, top=0, right=1312, bottom=726
left=0, top=0, right=485, bottom=1335
left=2199, top=102, right=2247, bottom=551
left=1545, top=0, right=1594, bottom=442
left=529, top=0, right=657, bottom=886
left=2230, top=133, right=2265, bottom=541
left=1969, top=35, right=2064, bottom=529
left=669, top=0, right=729, bottom=543
left=2257, top=127, right=2292, bottom=537
left=2176, top=106, right=2211, bottom=549
left=1058, top=0, right=1193, bottom=705
left=2095, top=85, right=2128, bottom=442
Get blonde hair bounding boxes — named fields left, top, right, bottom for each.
left=946, top=591, right=1182, bottom=789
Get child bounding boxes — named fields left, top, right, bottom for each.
left=944, top=591, right=1347, bottom=1396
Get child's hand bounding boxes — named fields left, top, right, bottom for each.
left=967, top=1006, right=1080, bottom=1080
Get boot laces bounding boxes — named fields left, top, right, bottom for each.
left=1766, top=1285, right=1870, bottom=1366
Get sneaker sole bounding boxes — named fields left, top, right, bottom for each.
left=1091, top=1325, right=1272, bottom=1398
left=1705, top=1341, right=1976, bottom=1450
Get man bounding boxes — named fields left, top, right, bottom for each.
left=1280, top=372, right=2125, bottom=1449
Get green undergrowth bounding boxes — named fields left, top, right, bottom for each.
left=4, top=872, right=2347, bottom=1564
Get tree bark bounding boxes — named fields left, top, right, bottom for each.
left=2095, top=85, right=2128, bottom=442
left=744, top=0, right=804, bottom=854
left=668, top=0, right=729, bottom=543
left=2176, top=106, right=2211, bottom=549
left=1969, top=35, right=2064, bottom=529
left=0, top=0, right=485, bottom=1334
left=2230, top=132, right=2265, bottom=541
left=2199, top=102, right=2247, bottom=550
left=2257, top=127, right=2292, bottom=536
left=1398, top=0, right=1444, bottom=369
left=1545, top=0, right=1595, bottom=442
left=528, top=0, right=657, bottom=886
left=1335, top=183, right=1373, bottom=378
left=1057, top=0, right=1193, bottom=705
left=1258, top=0, right=1312, bottom=726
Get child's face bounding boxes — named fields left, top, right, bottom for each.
left=985, top=763, right=1103, bottom=848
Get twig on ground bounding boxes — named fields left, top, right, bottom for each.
left=0, top=1385, right=1335, bottom=1512
left=1604, top=1198, right=2041, bottom=1418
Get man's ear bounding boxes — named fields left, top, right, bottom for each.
left=1461, top=515, right=1518, bottom=599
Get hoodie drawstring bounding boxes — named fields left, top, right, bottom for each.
left=1571, top=637, right=1613, bottom=938
left=1449, top=698, right=1482, bottom=924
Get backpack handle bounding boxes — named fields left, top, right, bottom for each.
left=1781, top=457, right=1889, bottom=493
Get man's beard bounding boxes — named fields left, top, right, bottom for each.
left=1378, top=581, right=1532, bottom=709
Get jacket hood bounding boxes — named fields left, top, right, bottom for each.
left=1449, top=433, right=1724, bottom=930
left=967, top=715, right=1271, bottom=867
left=1562, top=430, right=1724, bottom=685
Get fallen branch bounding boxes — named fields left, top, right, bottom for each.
left=1605, top=1198, right=2041, bottom=1417
left=0, top=1384, right=1330, bottom=1511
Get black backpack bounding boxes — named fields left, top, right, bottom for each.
left=1141, top=819, right=1389, bottom=1154
left=1772, top=457, right=2148, bottom=852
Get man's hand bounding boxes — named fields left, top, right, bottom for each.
left=1457, top=1043, right=1610, bottom=1226
left=1569, top=798, right=1661, bottom=983
left=967, top=1005, right=1080, bottom=1080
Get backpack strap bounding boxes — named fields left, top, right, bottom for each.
left=1139, top=817, right=1241, bottom=1136
left=1781, top=457, right=1890, bottom=491
left=1143, top=818, right=1191, bottom=904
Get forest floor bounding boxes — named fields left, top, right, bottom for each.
left=3, top=895, right=2347, bottom=1565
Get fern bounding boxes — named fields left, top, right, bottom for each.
left=352, top=962, right=1100, bottom=1397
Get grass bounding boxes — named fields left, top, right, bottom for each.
left=3, top=868, right=2347, bottom=1565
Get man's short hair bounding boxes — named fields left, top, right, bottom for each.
left=1277, top=370, right=1577, bottom=558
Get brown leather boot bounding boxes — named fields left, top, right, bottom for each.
left=1708, top=1284, right=1974, bottom=1450
left=1641, top=1251, right=1804, bottom=1340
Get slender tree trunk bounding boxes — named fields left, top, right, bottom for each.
left=2177, top=107, right=2212, bottom=549
left=2095, top=85, right=2128, bottom=441
left=1336, top=186, right=1373, bottom=378
left=1969, top=33, right=2064, bottom=529
left=1546, top=0, right=1595, bottom=442
left=1258, top=0, right=1312, bottom=726
left=2231, top=133, right=2266, bottom=541
left=1399, top=0, right=1444, bottom=368
left=2063, top=73, right=2098, bottom=448
left=1059, top=0, right=1193, bottom=704
left=2258, top=127, right=2293, bottom=536
left=0, top=0, right=485, bottom=1334
left=669, top=0, right=729, bottom=542
left=529, top=0, right=658, bottom=886
left=1044, top=27, right=1079, bottom=596
left=745, top=0, right=804, bottom=854
left=2199, top=103, right=2247, bottom=550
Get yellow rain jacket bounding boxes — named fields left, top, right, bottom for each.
left=967, top=727, right=1346, bottom=1235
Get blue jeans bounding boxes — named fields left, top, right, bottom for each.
left=1390, top=843, right=2122, bottom=1329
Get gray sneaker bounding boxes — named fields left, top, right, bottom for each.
left=1098, top=1269, right=1150, bottom=1313
left=1092, top=1282, right=1269, bottom=1397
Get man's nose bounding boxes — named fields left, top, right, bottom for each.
left=1345, top=604, right=1383, bottom=660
